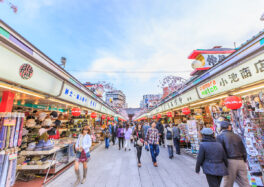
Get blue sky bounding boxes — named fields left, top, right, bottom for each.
left=1, top=0, right=264, bottom=107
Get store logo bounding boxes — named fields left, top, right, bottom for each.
left=19, top=64, right=33, bottom=80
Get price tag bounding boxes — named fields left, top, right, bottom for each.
left=3, top=119, right=16, bottom=126
left=9, top=153, right=17, bottom=160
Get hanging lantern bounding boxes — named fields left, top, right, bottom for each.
left=71, top=108, right=81, bottom=117
left=111, top=117, right=114, bottom=121
left=152, top=115, right=156, bottom=119
left=157, top=114, right=162, bottom=119
left=107, top=116, right=110, bottom=120
left=224, top=96, right=242, bottom=110
left=91, top=112, right=97, bottom=119
left=167, top=112, right=172, bottom=117
left=182, top=108, right=191, bottom=115
left=101, top=115, right=106, bottom=119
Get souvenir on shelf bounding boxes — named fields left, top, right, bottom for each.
left=187, top=120, right=199, bottom=154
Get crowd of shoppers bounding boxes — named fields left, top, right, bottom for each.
left=73, top=117, right=251, bottom=187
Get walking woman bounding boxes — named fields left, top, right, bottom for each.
left=195, top=128, right=228, bottom=187
left=133, top=123, right=145, bottom=167
left=74, top=126, right=92, bottom=186
left=117, top=124, right=125, bottom=150
left=124, top=124, right=132, bottom=151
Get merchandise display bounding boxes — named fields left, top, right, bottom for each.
left=186, top=120, right=199, bottom=154
left=0, top=113, right=24, bottom=187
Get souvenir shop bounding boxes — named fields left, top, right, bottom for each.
left=0, top=21, right=122, bottom=187
left=137, top=31, right=264, bottom=186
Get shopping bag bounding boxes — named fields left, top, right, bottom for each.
left=79, top=150, right=87, bottom=162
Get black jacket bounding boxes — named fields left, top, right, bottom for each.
left=216, top=130, right=247, bottom=161
left=156, top=122, right=164, bottom=135
left=195, top=136, right=228, bottom=176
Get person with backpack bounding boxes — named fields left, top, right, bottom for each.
left=165, top=123, right=174, bottom=159
left=172, top=123, right=181, bottom=155
left=117, top=124, right=125, bottom=150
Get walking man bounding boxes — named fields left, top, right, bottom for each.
left=216, top=121, right=250, bottom=187
left=145, top=121, right=160, bottom=167
left=172, top=123, right=181, bottom=155
left=156, top=121, right=165, bottom=147
left=111, top=122, right=117, bottom=145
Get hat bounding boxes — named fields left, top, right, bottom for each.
left=54, top=120, right=61, bottom=128
left=39, top=112, right=47, bottom=121
left=220, top=121, right=231, bottom=129
left=42, top=118, right=52, bottom=127
left=26, top=119, right=36, bottom=128
left=201, top=128, right=214, bottom=135
left=50, top=111, right=58, bottom=119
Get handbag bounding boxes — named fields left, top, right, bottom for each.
left=79, top=150, right=88, bottom=162
left=136, top=132, right=144, bottom=147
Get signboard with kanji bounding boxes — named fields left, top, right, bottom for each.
left=197, top=53, right=264, bottom=98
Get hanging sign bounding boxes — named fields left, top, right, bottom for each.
left=197, top=53, right=264, bottom=98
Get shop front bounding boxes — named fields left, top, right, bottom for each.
left=0, top=20, right=124, bottom=187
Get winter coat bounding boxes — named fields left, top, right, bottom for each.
left=165, top=127, right=174, bottom=146
left=196, top=136, right=228, bottom=176
left=117, top=127, right=124, bottom=138
left=124, top=128, right=132, bottom=140
left=111, top=125, right=117, bottom=137
left=216, top=130, right=247, bottom=161
left=172, top=126, right=181, bottom=139
left=156, top=122, right=164, bottom=135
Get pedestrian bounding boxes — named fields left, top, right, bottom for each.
left=195, top=128, right=228, bottom=187
left=117, top=124, right=125, bottom=150
left=124, top=124, right=132, bottom=151
left=74, top=126, right=92, bottom=186
left=102, top=125, right=110, bottom=149
left=143, top=122, right=150, bottom=151
left=156, top=120, right=165, bottom=147
left=133, top=123, right=145, bottom=167
left=165, top=123, right=174, bottom=159
left=111, top=122, right=117, bottom=145
left=145, top=121, right=160, bottom=167
left=172, top=123, right=181, bottom=155
left=216, top=121, right=250, bottom=187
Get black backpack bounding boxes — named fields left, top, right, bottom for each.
left=166, top=128, right=173, bottom=140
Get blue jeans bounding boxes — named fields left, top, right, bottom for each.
left=149, top=144, right=159, bottom=163
left=105, top=138, right=110, bottom=148
left=167, top=145, right=173, bottom=157
left=173, top=137, right=181, bottom=154
left=145, top=144, right=149, bottom=150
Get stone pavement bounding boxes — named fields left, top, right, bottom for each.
left=46, top=143, right=208, bottom=187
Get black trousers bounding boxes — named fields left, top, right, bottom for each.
left=112, top=135, right=116, bottom=145
left=136, top=146, right=143, bottom=163
left=173, top=137, right=181, bottom=154
left=118, top=137, right=124, bottom=149
left=206, top=174, right=223, bottom=187
left=159, top=134, right=164, bottom=145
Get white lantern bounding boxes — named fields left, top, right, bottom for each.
left=191, top=60, right=203, bottom=69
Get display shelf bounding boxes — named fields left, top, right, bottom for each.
left=17, top=162, right=56, bottom=170
left=20, top=147, right=60, bottom=156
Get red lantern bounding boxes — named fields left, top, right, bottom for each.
left=101, top=115, right=106, bottom=119
left=157, top=114, right=162, bottom=119
left=107, top=116, right=110, bottom=120
left=91, top=112, right=97, bottom=119
left=224, top=96, right=242, bottom=110
left=167, top=112, right=172, bottom=117
left=152, top=115, right=156, bottom=119
left=182, top=108, right=191, bottom=115
left=111, top=117, right=114, bottom=121
left=71, top=108, right=81, bottom=117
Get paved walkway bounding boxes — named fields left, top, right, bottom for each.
left=46, top=143, right=208, bottom=187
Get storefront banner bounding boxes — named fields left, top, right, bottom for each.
left=59, top=83, right=101, bottom=111
left=0, top=45, right=62, bottom=96
left=202, top=54, right=230, bottom=68
left=197, top=53, right=264, bottom=98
